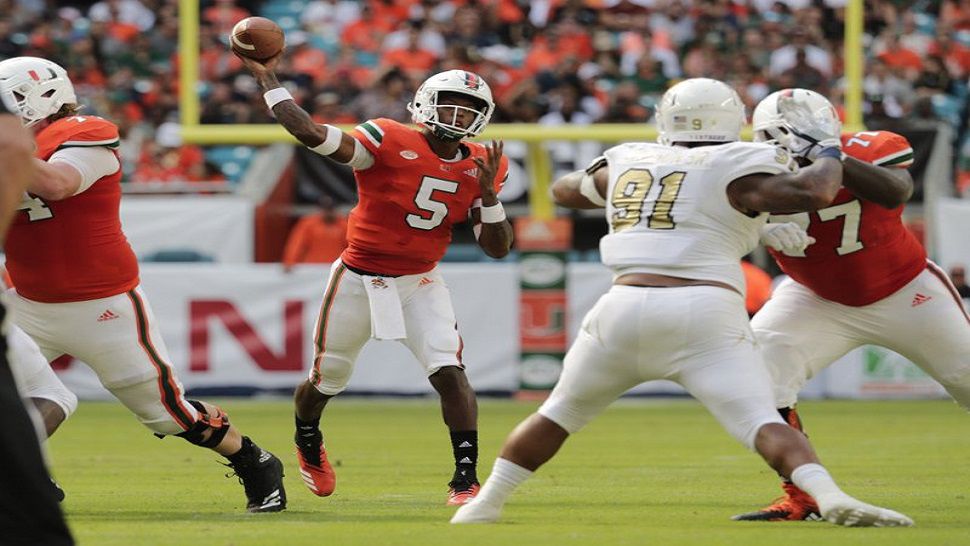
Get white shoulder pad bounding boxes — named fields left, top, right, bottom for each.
left=716, top=142, right=794, bottom=180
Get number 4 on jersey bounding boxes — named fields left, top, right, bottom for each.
left=18, top=194, right=54, bottom=221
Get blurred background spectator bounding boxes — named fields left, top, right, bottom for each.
left=282, top=196, right=348, bottom=271
left=0, top=0, right=966, bottom=249
left=742, top=257, right=773, bottom=317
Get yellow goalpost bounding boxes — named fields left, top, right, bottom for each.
left=177, top=0, right=866, bottom=218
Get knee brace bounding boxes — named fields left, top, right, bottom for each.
left=172, top=400, right=231, bottom=448
left=314, top=354, right=355, bottom=395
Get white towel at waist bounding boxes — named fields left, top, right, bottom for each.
left=361, top=275, right=407, bottom=340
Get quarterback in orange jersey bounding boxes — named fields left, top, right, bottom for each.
left=237, top=48, right=513, bottom=505
left=733, top=89, right=970, bottom=522
left=0, top=57, right=286, bottom=513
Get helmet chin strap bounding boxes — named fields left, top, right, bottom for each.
left=432, top=126, right=464, bottom=142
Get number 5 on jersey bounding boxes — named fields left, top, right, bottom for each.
left=407, top=176, right=459, bottom=230
left=18, top=194, right=54, bottom=221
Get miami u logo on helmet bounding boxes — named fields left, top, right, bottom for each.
left=462, top=72, right=481, bottom=91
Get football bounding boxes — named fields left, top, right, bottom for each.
left=230, top=17, right=284, bottom=60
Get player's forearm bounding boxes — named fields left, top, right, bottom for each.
left=477, top=220, right=513, bottom=258
left=254, top=72, right=326, bottom=148
left=551, top=171, right=603, bottom=209
left=744, top=157, right=843, bottom=213
left=29, top=159, right=81, bottom=201
left=271, top=101, right=327, bottom=148
left=0, top=126, right=34, bottom=242
left=782, top=157, right=844, bottom=211
left=841, top=156, right=913, bottom=209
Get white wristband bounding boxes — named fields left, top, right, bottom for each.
left=309, top=124, right=343, bottom=156
left=480, top=202, right=506, bottom=224
left=263, top=87, right=293, bottom=110
left=579, top=171, right=606, bottom=206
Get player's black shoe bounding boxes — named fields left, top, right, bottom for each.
left=226, top=436, right=287, bottom=513
left=51, top=478, right=65, bottom=502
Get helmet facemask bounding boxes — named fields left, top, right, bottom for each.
left=426, top=92, right=489, bottom=141
left=752, top=89, right=841, bottom=157
left=408, top=70, right=494, bottom=142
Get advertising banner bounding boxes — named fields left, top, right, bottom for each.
left=52, top=263, right=947, bottom=401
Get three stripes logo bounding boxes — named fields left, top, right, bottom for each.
left=911, top=293, right=932, bottom=307
left=97, top=309, right=119, bottom=322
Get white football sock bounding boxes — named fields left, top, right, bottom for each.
left=790, top=463, right=846, bottom=507
left=474, top=457, right=534, bottom=507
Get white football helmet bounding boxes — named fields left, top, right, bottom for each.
left=752, top=88, right=841, bottom=150
left=656, top=78, right=745, bottom=145
left=0, top=56, right=77, bottom=127
left=408, top=70, right=494, bottom=141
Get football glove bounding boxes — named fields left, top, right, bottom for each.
left=760, top=222, right=815, bottom=253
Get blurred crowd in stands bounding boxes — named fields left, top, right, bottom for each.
left=0, top=0, right=967, bottom=192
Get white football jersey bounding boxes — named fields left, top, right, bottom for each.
left=598, top=141, right=796, bottom=293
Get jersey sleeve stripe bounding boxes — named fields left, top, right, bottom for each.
left=57, top=138, right=120, bottom=149
left=873, top=148, right=913, bottom=167
left=357, top=121, right=383, bottom=147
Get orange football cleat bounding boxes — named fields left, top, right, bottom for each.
left=732, top=482, right=822, bottom=521
left=447, top=482, right=480, bottom=506
left=296, top=443, right=336, bottom=497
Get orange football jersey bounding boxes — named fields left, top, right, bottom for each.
left=343, top=118, right=509, bottom=275
left=6, top=115, right=139, bottom=303
left=769, top=131, right=925, bottom=306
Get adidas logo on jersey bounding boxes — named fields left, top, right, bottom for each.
left=97, top=309, right=119, bottom=322
left=911, top=293, right=932, bottom=307
left=463, top=168, right=479, bottom=178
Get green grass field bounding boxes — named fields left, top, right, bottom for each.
left=49, top=398, right=969, bottom=546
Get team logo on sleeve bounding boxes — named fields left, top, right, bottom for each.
left=400, top=150, right=418, bottom=160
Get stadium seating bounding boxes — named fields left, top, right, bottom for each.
left=205, top=146, right=255, bottom=184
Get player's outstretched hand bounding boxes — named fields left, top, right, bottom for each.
left=777, top=95, right=841, bottom=161
left=473, top=140, right=504, bottom=196
left=233, top=48, right=285, bottom=78
left=760, top=222, right=816, bottom=253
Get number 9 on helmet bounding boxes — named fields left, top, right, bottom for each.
left=655, top=78, right=746, bottom=146
left=407, top=70, right=495, bottom=142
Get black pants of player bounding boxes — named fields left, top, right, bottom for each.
left=0, top=304, right=73, bottom=545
